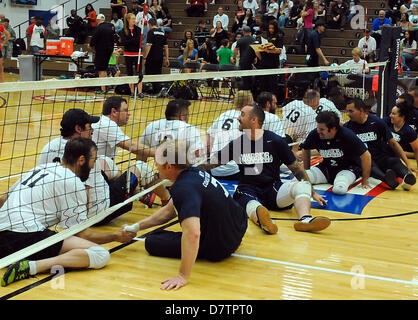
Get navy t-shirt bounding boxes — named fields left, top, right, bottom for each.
left=300, top=126, right=367, bottom=171
left=216, top=130, right=296, bottom=187
left=384, top=117, right=417, bottom=153
left=344, top=115, right=393, bottom=159
left=170, top=167, right=247, bottom=259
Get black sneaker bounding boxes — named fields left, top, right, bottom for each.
left=402, top=172, right=416, bottom=191
left=1, top=260, right=31, bottom=287
left=384, top=169, right=399, bottom=189
left=137, top=93, right=145, bottom=100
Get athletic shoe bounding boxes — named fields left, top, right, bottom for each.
left=401, top=172, right=416, bottom=191
left=294, top=216, right=331, bottom=232
left=139, top=192, right=156, bottom=208
left=137, top=93, right=145, bottom=100
left=256, top=206, right=278, bottom=235
left=1, top=260, right=31, bottom=287
left=384, top=169, right=399, bottom=189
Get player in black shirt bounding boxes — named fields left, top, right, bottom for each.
left=384, top=102, right=418, bottom=172
left=201, top=104, right=330, bottom=234
left=300, top=111, right=372, bottom=195
left=124, top=140, right=247, bottom=291
left=344, top=98, right=416, bottom=190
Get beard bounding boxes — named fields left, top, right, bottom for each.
left=78, top=161, right=92, bottom=182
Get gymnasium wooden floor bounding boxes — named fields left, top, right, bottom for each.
left=0, top=73, right=417, bottom=301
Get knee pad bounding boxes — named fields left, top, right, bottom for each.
left=98, top=155, right=120, bottom=180
left=292, top=180, right=312, bottom=200
left=333, top=170, right=356, bottom=195
left=85, top=246, right=110, bottom=269
left=135, top=160, right=155, bottom=186
left=306, top=167, right=328, bottom=185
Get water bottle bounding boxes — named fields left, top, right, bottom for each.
left=406, top=67, right=410, bottom=78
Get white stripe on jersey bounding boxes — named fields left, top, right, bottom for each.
left=140, top=119, right=204, bottom=153
left=0, top=163, right=88, bottom=232
left=38, top=137, right=110, bottom=218
left=282, top=100, right=317, bottom=141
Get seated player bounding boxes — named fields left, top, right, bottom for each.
left=124, top=140, right=248, bottom=291
left=140, top=99, right=205, bottom=159
left=38, top=108, right=164, bottom=225
left=92, top=96, right=171, bottom=207
left=384, top=102, right=418, bottom=166
left=256, top=91, right=286, bottom=138
left=0, top=137, right=136, bottom=287
left=344, top=98, right=416, bottom=190
left=201, top=104, right=330, bottom=234
left=300, top=111, right=372, bottom=195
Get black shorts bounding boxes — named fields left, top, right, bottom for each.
left=0, top=229, right=63, bottom=260
left=95, top=171, right=138, bottom=226
left=94, top=50, right=113, bottom=72
left=145, top=60, right=163, bottom=75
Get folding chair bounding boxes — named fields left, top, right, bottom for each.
left=201, top=63, right=220, bottom=99
left=218, top=64, right=240, bottom=100
left=182, top=61, right=202, bottom=98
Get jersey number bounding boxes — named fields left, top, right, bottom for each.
left=221, top=119, right=234, bottom=130
left=210, top=176, right=230, bottom=198
left=286, top=110, right=300, bottom=123
left=21, top=169, right=49, bottom=188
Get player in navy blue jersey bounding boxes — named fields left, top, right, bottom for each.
left=124, top=140, right=248, bottom=291
left=300, top=111, right=372, bottom=195
left=344, top=98, right=416, bottom=190
left=385, top=102, right=418, bottom=172
left=200, top=104, right=330, bottom=235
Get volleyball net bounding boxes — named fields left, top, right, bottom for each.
left=0, top=61, right=388, bottom=269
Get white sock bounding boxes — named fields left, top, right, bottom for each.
left=28, top=261, right=37, bottom=275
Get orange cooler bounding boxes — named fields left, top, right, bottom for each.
left=46, top=39, right=60, bottom=55
left=60, top=37, right=74, bottom=56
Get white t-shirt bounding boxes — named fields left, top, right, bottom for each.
left=282, top=100, right=317, bottom=141
left=318, top=98, right=343, bottom=122
left=243, top=0, right=260, bottom=16
left=263, top=111, right=286, bottom=138
left=92, top=115, right=130, bottom=159
left=38, top=137, right=110, bottom=218
left=341, top=58, right=367, bottom=74
left=358, top=36, right=376, bottom=55
left=267, top=2, right=279, bottom=18
left=281, top=1, right=294, bottom=17
left=27, top=24, right=46, bottom=48
left=213, top=14, right=229, bottom=30
left=140, top=119, right=204, bottom=153
left=0, top=163, right=88, bottom=232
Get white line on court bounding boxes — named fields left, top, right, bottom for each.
left=132, top=237, right=417, bottom=287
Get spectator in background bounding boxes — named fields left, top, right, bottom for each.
left=135, top=3, right=153, bottom=50
left=306, top=21, right=329, bottom=67
left=358, top=29, right=377, bottom=62
left=386, top=0, right=403, bottom=24
left=0, top=22, right=10, bottom=82
left=213, top=7, right=229, bottom=30
left=27, top=16, right=47, bottom=54
left=301, top=0, right=314, bottom=51
left=398, top=13, right=413, bottom=36
left=243, top=0, right=260, bottom=16
left=110, top=0, right=127, bottom=20
left=157, top=5, right=173, bottom=35
left=264, top=0, right=279, bottom=24
left=46, top=16, right=60, bottom=39
left=231, top=32, right=243, bottom=66
left=179, top=39, right=199, bottom=72
left=329, top=0, right=348, bottom=30
left=217, top=38, right=235, bottom=92
left=129, top=0, right=141, bottom=16
left=1, top=18, right=15, bottom=59
left=400, top=30, right=417, bottom=70
left=341, top=47, right=370, bottom=74
left=84, top=3, right=97, bottom=34
left=278, top=0, right=294, bottom=28
left=410, top=6, right=418, bottom=40
left=186, top=0, right=208, bottom=17
left=210, top=21, right=229, bottom=49
left=89, top=14, right=115, bottom=94
left=232, top=8, right=255, bottom=33
left=401, top=0, right=413, bottom=16
left=111, top=12, right=124, bottom=33
left=179, top=30, right=199, bottom=54
left=67, top=9, right=86, bottom=44
left=195, top=20, right=210, bottom=49
left=119, top=12, right=142, bottom=98
left=199, top=38, right=218, bottom=66
left=287, top=0, right=303, bottom=27
left=315, top=2, right=327, bottom=25
left=371, top=10, right=392, bottom=47
left=235, top=1, right=247, bottom=20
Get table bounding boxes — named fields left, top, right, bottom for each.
left=33, top=53, right=88, bottom=81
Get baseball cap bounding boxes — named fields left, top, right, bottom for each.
left=61, top=109, right=100, bottom=132
left=242, top=26, right=251, bottom=33
left=96, top=14, right=106, bottom=20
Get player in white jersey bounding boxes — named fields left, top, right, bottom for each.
left=0, top=137, right=136, bottom=287
left=140, top=99, right=204, bottom=158
left=206, top=90, right=254, bottom=179
left=92, top=97, right=171, bottom=208
left=39, top=108, right=168, bottom=224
